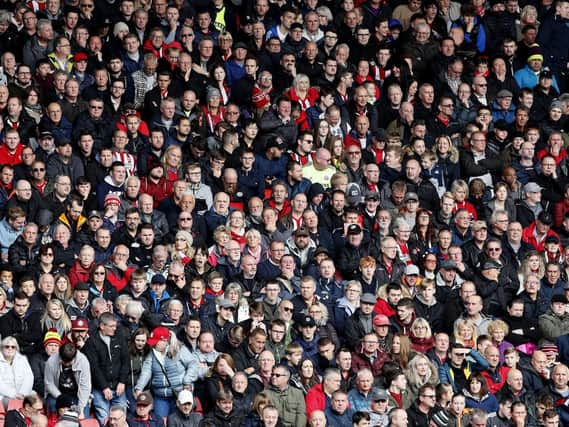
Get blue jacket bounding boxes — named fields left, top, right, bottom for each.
left=0, top=219, right=22, bottom=255
left=491, top=101, right=516, bottom=123
left=324, top=407, right=355, bottom=427
left=135, top=347, right=194, bottom=398
left=438, top=350, right=489, bottom=392
left=464, top=391, right=499, bottom=414
left=255, top=153, right=289, bottom=182
left=225, top=60, right=246, bottom=86
left=515, top=66, right=560, bottom=92
left=451, top=17, right=486, bottom=53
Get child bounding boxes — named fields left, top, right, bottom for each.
left=284, top=342, right=303, bottom=375
left=421, top=150, right=446, bottom=197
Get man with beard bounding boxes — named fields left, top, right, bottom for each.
left=139, top=160, right=173, bottom=207
left=45, top=138, right=85, bottom=185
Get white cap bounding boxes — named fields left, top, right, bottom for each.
left=178, top=389, right=194, bottom=405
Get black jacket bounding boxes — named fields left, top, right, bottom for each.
left=344, top=309, right=373, bottom=350
left=0, top=309, right=43, bottom=355
left=83, top=329, right=130, bottom=390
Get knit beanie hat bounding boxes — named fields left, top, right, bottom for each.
left=44, top=328, right=62, bottom=347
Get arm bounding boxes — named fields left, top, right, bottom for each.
left=76, top=353, right=92, bottom=411
left=44, top=356, right=62, bottom=399
left=134, top=353, right=153, bottom=391
left=18, top=356, right=34, bottom=396
left=468, top=348, right=489, bottom=371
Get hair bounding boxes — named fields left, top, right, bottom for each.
left=41, top=298, right=72, bottom=335
left=128, top=327, right=150, bottom=357
left=466, top=372, right=490, bottom=398
left=210, top=353, right=236, bottom=378
left=405, top=353, right=438, bottom=390
left=454, top=318, right=479, bottom=347
left=252, top=391, right=271, bottom=415
left=487, top=319, right=510, bottom=337
left=393, top=333, right=412, bottom=368
left=411, top=317, right=432, bottom=339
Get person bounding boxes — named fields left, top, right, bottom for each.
left=82, top=312, right=129, bottom=426
left=134, top=326, right=194, bottom=418
left=166, top=389, right=203, bottom=427
left=127, top=391, right=165, bottom=426
left=4, top=393, right=44, bottom=427
left=0, top=336, right=33, bottom=403
left=266, top=364, right=306, bottom=427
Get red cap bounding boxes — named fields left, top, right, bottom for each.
left=72, top=317, right=89, bottom=331
left=147, top=326, right=170, bottom=346
left=73, top=52, right=88, bottom=62
left=344, top=135, right=361, bottom=149
left=168, top=41, right=182, bottom=51
left=373, top=314, right=391, bottom=327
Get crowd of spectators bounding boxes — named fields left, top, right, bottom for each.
left=2, top=0, right=569, bottom=425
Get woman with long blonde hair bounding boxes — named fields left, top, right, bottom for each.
left=41, top=298, right=72, bottom=337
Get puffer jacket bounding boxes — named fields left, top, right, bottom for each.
left=135, top=347, right=193, bottom=398
left=0, top=352, right=33, bottom=400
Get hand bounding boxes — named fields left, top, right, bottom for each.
left=133, top=389, right=141, bottom=399
left=116, top=383, right=125, bottom=396
left=103, top=388, right=113, bottom=401
left=79, top=411, right=85, bottom=420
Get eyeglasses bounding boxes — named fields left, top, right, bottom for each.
left=94, top=271, right=105, bottom=275
left=422, top=395, right=436, bottom=399
left=43, top=252, right=54, bottom=257
left=487, top=248, right=501, bottom=252
left=32, top=168, right=45, bottom=172
left=3, top=345, right=16, bottom=349
left=179, top=217, right=192, bottom=221
left=81, top=3, right=94, bottom=7
left=271, top=372, right=286, bottom=377
left=282, top=307, right=294, bottom=312
left=90, top=105, right=103, bottom=109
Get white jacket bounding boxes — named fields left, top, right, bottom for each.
left=0, top=353, right=33, bottom=399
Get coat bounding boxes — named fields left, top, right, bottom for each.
left=83, top=330, right=129, bottom=391
left=438, top=350, right=489, bottom=392
left=266, top=384, right=306, bottom=427
left=44, top=351, right=91, bottom=410
left=135, top=347, right=194, bottom=398
left=538, top=310, right=569, bottom=342
left=0, top=352, right=33, bottom=400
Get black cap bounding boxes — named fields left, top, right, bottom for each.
left=151, top=274, right=166, bottom=285
left=347, top=224, right=362, bottom=235
left=39, top=130, right=54, bottom=139
left=365, top=192, right=380, bottom=201
left=290, top=22, right=303, bottom=31
left=56, top=394, right=74, bottom=410
left=538, top=211, right=554, bottom=225
left=298, top=315, right=316, bottom=327
left=373, top=129, right=389, bottom=141
left=545, top=235, right=560, bottom=244
left=552, top=294, right=569, bottom=304
left=265, top=137, right=285, bottom=151
left=55, top=138, right=72, bottom=147
left=481, top=260, right=502, bottom=270
left=440, top=260, right=457, bottom=270
left=314, top=246, right=330, bottom=257
left=233, top=41, right=248, bottom=50
left=493, top=119, right=509, bottom=131
left=74, top=282, right=89, bottom=291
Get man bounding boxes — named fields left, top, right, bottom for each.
left=8, top=222, right=40, bottom=276
left=347, top=369, right=375, bottom=411
left=344, top=293, right=376, bottom=350
left=166, top=389, right=202, bottom=426
left=302, top=148, right=336, bottom=189
left=266, top=365, right=306, bottom=427
left=389, top=408, right=409, bottom=427
left=232, top=327, right=267, bottom=374
left=406, top=384, right=437, bottom=427
left=201, top=299, right=235, bottom=351
left=496, top=369, right=536, bottom=416
left=127, top=391, right=162, bottom=425
left=404, top=159, right=439, bottom=212
left=324, top=390, right=354, bottom=427
left=0, top=291, right=42, bottom=356
left=83, top=312, right=129, bottom=426
left=539, top=294, right=569, bottom=341
left=203, top=390, right=245, bottom=425
left=439, top=343, right=489, bottom=392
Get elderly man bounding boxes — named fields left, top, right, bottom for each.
left=266, top=364, right=306, bottom=427
left=347, top=369, right=375, bottom=411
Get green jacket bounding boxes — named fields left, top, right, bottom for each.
left=266, top=384, right=307, bottom=427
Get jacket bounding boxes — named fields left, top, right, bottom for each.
left=0, top=352, right=33, bottom=400
left=0, top=218, right=22, bottom=255
left=83, top=330, right=129, bottom=390
left=266, top=384, right=306, bottom=427
left=203, top=407, right=246, bottom=427
left=7, top=236, right=40, bottom=274
left=0, top=309, right=43, bottom=355
left=127, top=414, right=166, bottom=427
left=438, top=349, right=489, bottom=392
left=538, top=310, right=569, bottom=342
left=166, top=410, right=202, bottom=427
left=44, top=351, right=91, bottom=410
left=135, top=347, right=194, bottom=398
left=305, top=383, right=330, bottom=417
left=344, top=308, right=374, bottom=350
left=464, top=390, right=499, bottom=414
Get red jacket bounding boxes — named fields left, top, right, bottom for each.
left=0, top=143, right=23, bottom=165
left=305, top=383, right=328, bottom=417
left=351, top=346, right=391, bottom=377
left=522, top=221, right=560, bottom=252
left=480, top=365, right=510, bottom=394
left=68, top=261, right=93, bottom=288
left=140, top=176, right=173, bottom=207
left=373, top=298, right=397, bottom=317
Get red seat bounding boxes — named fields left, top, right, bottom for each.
left=7, top=400, right=22, bottom=411
left=80, top=419, right=99, bottom=427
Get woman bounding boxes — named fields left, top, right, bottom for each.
left=203, top=354, right=236, bottom=413
left=324, top=136, right=345, bottom=170
left=29, top=243, right=59, bottom=280
left=435, top=135, right=460, bottom=189
left=54, top=273, right=73, bottom=302
left=411, top=209, right=437, bottom=261
left=208, top=226, right=231, bottom=268
left=185, top=243, right=212, bottom=280
left=315, top=120, right=333, bottom=148
left=487, top=182, right=516, bottom=222
left=244, top=392, right=272, bottom=427
left=454, top=319, right=478, bottom=349
left=225, top=283, right=249, bottom=323
left=516, top=5, right=539, bottom=40
left=162, top=145, right=183, bottom=182
left=218, top=31, right=234, bottom=62
left=171, top=230, right=194, bottom=265
left=422, top=252, right=439, bottom=280
left=291, top=358, right=321, bottom=395
left=391, top=333, right=412, bottom=369
left=463, top=373, right=499, bottom=413
left=487, top=320, right=514, bottom=362
left=0, top=337, right=33, bottom=404
left=286, top=74, right=319, bottom=111
left=0, top=287, right=11, bottom=316
left=518, top=251, right=545, bottom=288
left=135, top=326, right=194, bottom=418
left=231, top=371, right=255, bottom=413
left=243, top=229, right=267, bottom=265
left=87, top=263, right=118, bottom=303
left=227, top=210, right=247, bottom=248
left=409, top=317, right=434, bottom=353
left=126, top=328, right=150, bottom=414
left=24, top=86, right=43, bottom=124
left=451, top=180, right=477, bottom=220
left=405, top=354, right=439, bottom=402
left=309, top=302, right=340, bottom=350
left=334, top=280, right=361, bottom=332
left=202, top=86, right=226, bottom=135
left=41, top=299, right=72, bottom=337
left=208, top=63, right=230, bottom=105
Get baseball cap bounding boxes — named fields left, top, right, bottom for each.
left=136, top=391, right=154, bottom=406
left=347, top=224, right=362, bottom=235
left=405, top=264, right=420, bottom=276
left=298, top=315, right=316, bottom=327
left=147, top=326, right=170, bottom=346
left=71, top=317, right=89, bottom=331
left=178, top=389, right=194, bottom=405
left=524, top=182, right=542, bottom=193
left=373, top=314, right=391, bottom=327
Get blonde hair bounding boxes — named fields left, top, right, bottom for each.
left=453, top=319, right=478, bottom=347
left=41, top=299, right=72, bottom=336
